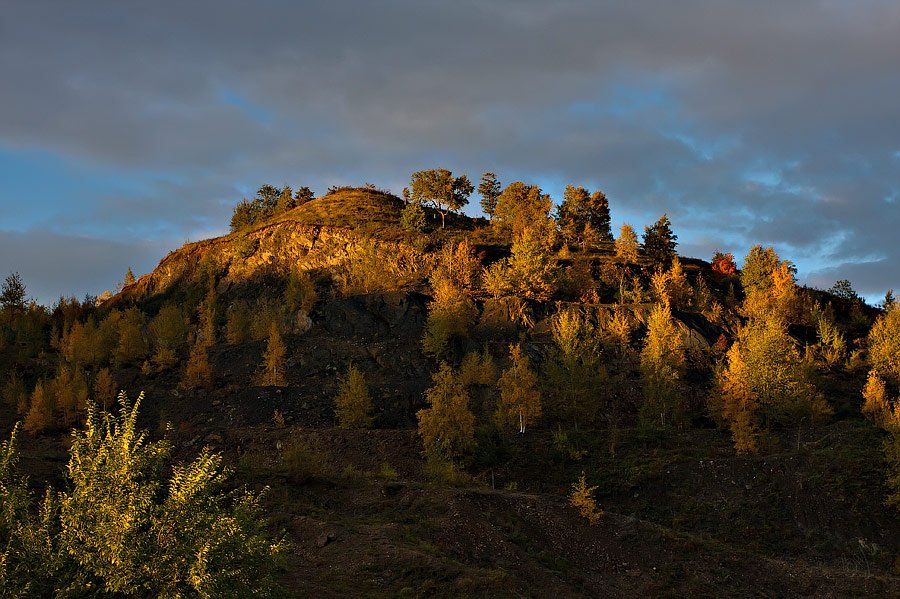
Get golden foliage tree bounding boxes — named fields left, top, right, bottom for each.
left=545, top=307, right=605, bottom=427
left=717, top=318, right=831, bottom=453
left=495, top=344, right=541, bottom=434
left=862, top=369, right=891, bottom=427
left=459, top=349, right=498, bottom=388
left=615, top=224, right=640, bottom=262
left=150, top=303, right=189, bottom=367
left=422, top=275, right=478, bottom=357
left=258, top=323, right=287, bottom=387
left=24, top=380, right=53, bottom=434
left=416, top=363, right=475, bottom=461
left=484, top=225, right=557, bottom=301
left=115, top=308, right=148, bottom=366
left=569, top=473, right=602, bottom=525
left=181, top=339, right=213, bottom=391
left=335, top=364, right=373, bottom=429
left=868, top=305, right=900, bottom=386
left=639, top=303, right=685, bottom=428
left=492, top=181, right=552, bottom=240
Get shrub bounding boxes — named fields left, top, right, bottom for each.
left=569, top=473, right=602, bottom=525
left=0, top=393, right=285, bottom=596
left=400, top=201, right=427, bottom=232
left=335, top=364, right=373, bottom=429
left=280, top=436, right=323, bottom=483
left=257, top=324, right=287, bottom=387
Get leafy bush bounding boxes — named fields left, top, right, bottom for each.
left=0, top=393, right=285, bottom=596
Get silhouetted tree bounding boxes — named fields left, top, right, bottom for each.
left=123, top=267, right=136, bottom=286
left=557, top=186, right=612, bottom=246
left=642, top=214, right=677, bottom=265
left=0, top=273, right=26, bottom=312
left=293, top=186, right=315, bottom=205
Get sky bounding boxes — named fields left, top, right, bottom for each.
left=0, top=0, right=898, bottom=305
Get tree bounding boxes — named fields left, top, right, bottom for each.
left=258, top=323, right=287, bottom=386
left=492, top=181, right=552, bottom=239
left=124, top=267, right=136, bottom=286
left=545, top=307, right=604, bottom=427
left=293, top=186, right=315, bottom=205
left=868, top=306, right=900, bottom=386
left=115, top=308, right=148, bottom=365
left=883, top=289, right=895, bottom=311
left=0, top=272, right=26, bottom=312
left=711, top=251, right=737, bottom=277
left=556, top=186, right=612, bottom=246
left=639, top=303, right=685, bottom=428
left=569, top=473, right=602, bottom=525
left=615, top=224, right=639, bottom=262
left=181, top=339, right=213, bottom=391
left=717, top=318, right=831, bottom=453
left=828, top=279, right=858, bottom=301
left=495, top=344, right=541, bottom=434
left=226, top=300, right=252, bottom=344
left=198, top=284, right=219, bottom=347
left=478, top=172, right=501, bottom=219
left=335, top=364, right=373, bottom=429
left=422, top=275, right=478, bottom=357
left=150, top=303, right=189, bottom=367
left=862, top=369, right=891, bottom=427
left=409, top=168, right=473, bottom=228
left=93, top=367, right=118, bottom=410
left=416, top=363, right=475, bottom=461
left=400, top=201, right=427, bottom=232
left=24, top=380, right=54, bottom=434
left=740, top=245, right=795, bottom=295
left=275, top=185, right=295, bottom=212
left=642, top=214, right=678, bottom=265
left=0, top=393, right=285, bottom=596
left=483, top=225, right=557, bottom=301
left=230, top=199, right=259, bottom=232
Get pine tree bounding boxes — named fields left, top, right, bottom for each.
left=258, top=323, right=287, bottom=386
left=416, top=363, right=475, bottom=461
left=124, top=267, right=136, bottom=286
left=883, top=289, right=896, bottom=311
left=495, top=344, right=541, bottom=434
left=478, top=172, right=501, bottom=219
left=294, top=186, right=315, bottom=205
left=335, top=364, right=373, bottom=429
left=642, top=214, right=678, bottom=265
left=275, top=185, right=295, bottom=212
left=862, top=369, right=891, bottom=426
left=0, top=272, right=26, bottom=312
left=181, top=339, right=213, bottom=391
left=615, top=224, right=640, bottom=262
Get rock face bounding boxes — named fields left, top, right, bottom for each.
left=113, top=189, right=420, bottom=302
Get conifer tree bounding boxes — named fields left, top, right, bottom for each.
left=24, top=380, right=54, bottom=434
left=483, top=225, right=557, bottom=301
left=478, top=172, right=501, bottom=219
left=642, top=214, right=678, bottom=265
left=416, top=363, right=475, bottom=461
left=335, top=364, right=373, bottom=429
left=0, top=272, right=26, bottom=312
left=226, top=300, right=252, bottom=345
left=495, top=344, right=541, bottom=434
left=275, top=185, right=295, bottom=212
left=181, top=339, right=213, bottom=391
left=883, top=289, right=895, bottom=311
left=198, top=284, right=218, bottom=347
left=124, top=267, right=136, bottom=286
left=615, top=224, right=640, bottom=262
left=93, top=367, right=118, bottom=410
left=115, top=308, right=148, bottom=365
left=639, top=303, right=685, bottom=428
left=422, top=275, right=477, bottom=357
left=258, top=323, right=287, bottom=386
left=868, top=305, right=900, bottom=386
left=293, top=186, right=315, bottom=205
left=862, top=369, right=891, bottom=427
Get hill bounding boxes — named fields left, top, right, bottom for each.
left=2, top=187, right=898, bottom=596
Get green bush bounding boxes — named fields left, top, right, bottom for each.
left=0, top=393, right=285, bottom=597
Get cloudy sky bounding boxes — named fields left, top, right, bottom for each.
left=1, top=0, right=898, bottom=304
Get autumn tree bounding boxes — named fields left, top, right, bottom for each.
left=23, top=380, right=54, bottom=434
left=409, top=168, right=473, bottom=228
left=483, top=224, right=557, bottom=301
left=862, top=369, right=891, bottom=427
left=335, top=364, right=373, bottom=429
left=711, top=251, right=737, bottom=277
left=416, top=363, right=475, bottom=461
left=115, top=308, right=148, bottom=365
left=569, top=473, right=602, bottom=525
left=181, top=339, right=213, bottom=391
left=639, top=303, right=685, bottom=428
left=717, top=318, right=831, bottom=453
left=93, top=367, right=118, bottom=410
left=650, top=257, right=690, bottom=310
left=275, top=185, right=295, bottom=212
left=258, top=323, right=287, bottom=386
left=149, top=303, right=188, bottom=368
left=615, top=224, right=640, bottom=263
left=742, top=261, right=801, bottom=324
left=492, top=181, right=553, bottom=240
left=868, top=305, right=900, bottom=386
left=124, top=267, right=136, bottom=286
left=294, top=186, right=315, bottom=205
left=495, top=344, right=541, bottom=434
left=478, top=172, right=501, bottom=219
left=400, top=201, right=427, bottom=232
left=740, top=245, right=795, bottom=295
left=423, top=241, right=480, bottom=357
left=642, top=214, right=678, bottom=265
left=545, top=308, right=605, bottom=427
left=226, top=300, right=252, bottom=344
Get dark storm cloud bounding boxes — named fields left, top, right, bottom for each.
left=0, top=0, right=897, bottom=302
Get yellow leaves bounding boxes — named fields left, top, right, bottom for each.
left=258, top=323, right=287, bottom=387
left=416, top=363, right=475, bottom=461
left=862, top=369, right=892, bottom=429
left=495, top=344, right=541, bottom=434
left=868, top=305, right=900, bottom=386
left=335, top=364, right=373, bottom=429
left=569, top=473, right=602, bottom=525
